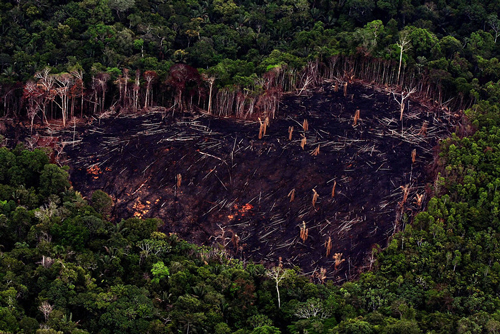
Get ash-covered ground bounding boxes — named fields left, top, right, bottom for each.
left=60, top=82, right=452, bottom=282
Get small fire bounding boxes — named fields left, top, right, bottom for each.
left=86, top=165, right=102, bottom=180
left=228, top=203, right=253, bottom=220
left=241, top=203, right=253, bottom=212
left=132, top=199, right=151, bottom=218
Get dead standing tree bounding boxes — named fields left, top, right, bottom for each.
left=396, top=30, right=411, bottom=84
left=266, top=262, right=292, bottom=309
left=392, top=87, right=416, bottom=121
left=255, top=67, right=283, bottom=119
left=114, top=69, right=130, bottom=111
left=97, top=73, right=110, bottom=114
left=123, top=69, right=130, bottom=109
left=70, top=69, right=85, bottom=118
left=34, top=67, right=55, bottom=124
left=23, top=81, right=43, bottom=133
left=202, top=73, right=216, bottom=114
left=166, top=64, right=202, bottom=113
left=133, top=70, right=140, bottom=112
left=92, top=73, right=111, bottom=115
left=297, top=61, right=320, bottom=96
left=38, top=301, right=53, bottom=322
left=143, top=70, right=158, bottom=109
left=54, top=73, right=74, bottom=127
left=326, top=55, right=340, bottom=80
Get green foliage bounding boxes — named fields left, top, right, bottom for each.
left=91, top=190, right=113, bottom=217
left=39, top=164, right=70, bottom=198
left=50, top=218, right=90, bottom=251
left=121, top=217, right=162, bottom=243
left=151, top=261, right=169, bottom=284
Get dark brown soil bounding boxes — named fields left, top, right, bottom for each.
left=7, top=82, right=455, bottom=282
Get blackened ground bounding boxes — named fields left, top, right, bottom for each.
left=61, top=82, right=452, bottom=282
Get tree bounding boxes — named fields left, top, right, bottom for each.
left=165, top=64, right=202, bottom=112
left=251, top=326, right=281, bottom=334
left=392, top=86, right=416, bottom=121
left=342, top=317, right=374, bottom=334
left=70, top=69, right=85, bottom=118
left=115, top=68, right=130, bottom=111
left=54, top=73, right=74, bottom=126
left=346, top=0, right=376, bottom=24
left=354, top=20, right=384, bottom=56
left=91, top=190, right=113, bottom=217
left=108, top=0, right=135, bottom=20
left=385, top=320, right=422, bottom=334
left=39, top=164, right=70, bottom=197
left=133, top=70, right=140, bottom=112
left=23, top=81, right=43, bottom=133
left=143, top=70, right=157, bottom=109
left=377, top=0, right=398, bottom=18
left=95, top=285, right=157, bottom=334
left=39, top=301, right=54, bottom=322
left=93, top=73, right=111, bottom=114
left=34, top=67, right=55, bottom=124
left=202, top=73, right=216, bottom=114
left=295, top=298, right=331, bottom=319
left=266, top=265, right=293, bottom=309
left=396, top=30, right=411, bottom=83
left=121, top=217, right=162, bottom=243
left=487, top=14, right=500, bottom=43
left=151, top=261, right=169, bottom=284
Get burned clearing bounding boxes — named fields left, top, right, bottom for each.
left=62, top=82, right=453, bottom=282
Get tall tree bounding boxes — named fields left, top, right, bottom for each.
left=396, top=30, right=411, bottom=84
left=165, top=64, right=202, bottom=112
left=266, top=265, right=293, bottom=309
left=143, top=70, right=157, bottom=109
left=23, top=81, right=43, bottom=133
left=34, top=67, right=55, bottom=124
left=54, top=73, right=74, bottom=126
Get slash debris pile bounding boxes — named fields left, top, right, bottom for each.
left=63, top=82, right=454, bottom=282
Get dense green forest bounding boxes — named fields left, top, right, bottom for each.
left=3, top=0, right=500, bottom=333
left=1, top=0, right=500, bottom=121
